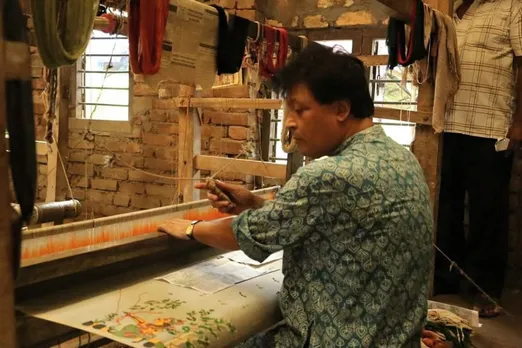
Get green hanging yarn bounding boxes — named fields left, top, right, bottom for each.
left=31, top=0, right=100, bottom=68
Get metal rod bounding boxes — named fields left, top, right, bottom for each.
left=12, top=200, right=82, bottom=226
left=77, top=86, right=129, bottom=90
left=79, top=102, right=128, bottom=107
left=77, top=70, right=129, bottom=74
left=84, top=54, right=128, bottom=57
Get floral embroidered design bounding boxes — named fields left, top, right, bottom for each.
left=82, top=298, right=236, bottom=347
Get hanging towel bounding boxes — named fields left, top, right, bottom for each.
left=128, top=0, right=169, bottom=75
left=211, top=5, right=250, bottom=75
left=431, top=8, right=460, bottom=133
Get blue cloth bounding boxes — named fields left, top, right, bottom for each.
left=232, top=125, right=433, bottom=347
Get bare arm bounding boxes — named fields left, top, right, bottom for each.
left=192, top=217, right=240, bottom=250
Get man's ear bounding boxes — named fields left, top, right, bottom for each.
left=335, top=101, right=351, bottom=122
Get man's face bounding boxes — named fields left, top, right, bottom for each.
left=284, top=83, right=350, bottom=159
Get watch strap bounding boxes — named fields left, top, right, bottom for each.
left=186, top=220, right=201, bottom=240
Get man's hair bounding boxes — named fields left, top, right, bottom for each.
left=273, top=44, right=375, bottom=119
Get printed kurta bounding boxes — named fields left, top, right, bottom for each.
left=232, top=125, right=433, bottom=348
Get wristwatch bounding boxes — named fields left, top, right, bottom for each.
left=186, top=220, right=202, bottom=240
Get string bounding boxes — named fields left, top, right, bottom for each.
left=433, top=243, right=516, bottom=319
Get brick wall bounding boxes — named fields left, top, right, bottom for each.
left=29, top=0, right=263, bottom=219
left=258, top=0, right=387, bottom=28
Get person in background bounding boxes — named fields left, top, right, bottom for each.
left=158, top=44, right=434, bottom=347
left=434, top=0, right=522, bottom=317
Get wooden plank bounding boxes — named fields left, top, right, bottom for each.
left=45, top=73, right=58, bottom=203
left=0, top=1, right=18, bottom=346
left=174, top=97, right=433, bottom=124
left=177, top=86, right=201, bottom=203
left=358, top=55, right=388, bottom=67
left=4, top=138, right=48, bottom=155
left=194, top=155, right=287, bottom=179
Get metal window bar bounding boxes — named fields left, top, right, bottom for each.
left=80, top=35, right=130, bottom=120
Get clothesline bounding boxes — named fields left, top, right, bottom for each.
left=93, top=9, right=321, bottom=53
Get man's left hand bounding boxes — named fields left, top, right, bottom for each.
left=158, top=219, right=193, bottom=240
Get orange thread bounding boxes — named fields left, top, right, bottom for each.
left=128, top=0, right=169, bottom=74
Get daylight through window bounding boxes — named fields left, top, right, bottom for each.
left=78, top=30, right=130, bottom=121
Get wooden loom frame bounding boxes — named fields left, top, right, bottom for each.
left=0, top=0, right=457, bottom=342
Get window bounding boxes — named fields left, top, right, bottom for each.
left=78, top=30, right=130, bottom=121
left=369, top=39, right=417, bottom=148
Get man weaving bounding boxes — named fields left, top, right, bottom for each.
left=159, top=44, right=434, bottom=347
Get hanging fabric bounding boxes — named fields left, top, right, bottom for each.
left=4, top=0, right=36, bottom=279
left=386, top=0, right=427, bottom=69
left=31, top=0, right=100, bottom=68
left=210, top=5, right=250, bottom=75
left=128, top=0, right=169, bottom=75
left=259, top=26, right=288, bottom=78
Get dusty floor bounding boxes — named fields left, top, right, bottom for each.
left=433, top=289, right=522, bottom=348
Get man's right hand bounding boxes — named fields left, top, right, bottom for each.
left=194, top=180, right=265, bottom=215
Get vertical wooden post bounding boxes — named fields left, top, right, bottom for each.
left=45, top=67, right=72, bottom=203
left=0, top=0, right=18, bottom=345
left=411, top=0, right=452, bottom=296
left=56, top=67, right=72, bottom=201
left=177, top=85, right=201, bottom=203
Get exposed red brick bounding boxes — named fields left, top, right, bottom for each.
left=145, top=184, right=177, bottom=198
left=113, top=194, right=131, bottom=207
left=131, top=196, right=161, bottom=209
left=119, top=182, right=146, bottom=194
left=143, top=133, right=174, bottom=146
left=92, top=178, right=118, bottom=191
left=101, top=167, right=128, bottom=180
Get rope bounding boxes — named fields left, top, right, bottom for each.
left=41, top=68, right=58, bottom=143
left=433, top=244, right=514, bottom=318
left=31, top=0, right=100, bottom=68
left=128, top=0, right=169, bottom=75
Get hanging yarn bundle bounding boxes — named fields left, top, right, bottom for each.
left=128, top=0, right=169, bottom=75
left=211, top=5, right=250, bottom=75
left=31, top=0, right=100, bottom=68
left=386, top=0, right=427, bottom=69
left=260, top=26, right=288, bottom=78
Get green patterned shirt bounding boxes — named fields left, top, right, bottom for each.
left=232, top=125, right=433, bottom=348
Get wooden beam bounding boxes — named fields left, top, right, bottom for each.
left=177, top=86, right=201, bottom=203
left=0, top=1, right=18, bottom=345
left=286, top=152, right=304, bottom=180
left=173, top=97, right=432, bottom=124
left=357, top=55, right=389, bottom=67
left=409, top=0, right=452, bottom=297
left=194, top=155, right=287, bottom=179
left=371, top=0, right=414, bottom=22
